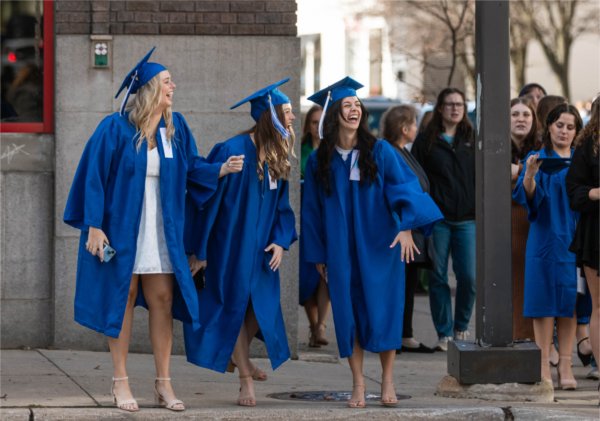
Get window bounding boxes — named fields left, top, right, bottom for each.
left=301, top=34, right=321, bottom=97
left=1, top=0, right=53, bottom=133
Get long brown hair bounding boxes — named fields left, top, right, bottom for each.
left=244, top=104, right=294, bottom=181
left=423, top=87, right=474, bottom=151
left=381, top=105, right=418, bottom=145
left=574, top=95, right=599, bottom=154
left=541, top=103, right=583, bottom=153
left=315, top=99, right=378, bottom=195
left=510, top=97, right=539, bottom=158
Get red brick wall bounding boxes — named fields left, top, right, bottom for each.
left=55, top=1, right=297, bottom=36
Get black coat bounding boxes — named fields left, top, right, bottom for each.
left=566, top=136, right=599, bottom=271
left=411, top=132, right=475, bottom=222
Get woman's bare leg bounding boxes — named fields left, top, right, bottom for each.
left=108, top=275, right=139, bottom=410
left=379, top=350, right=397, bottom=404
left=532, top=317, right=554, bottom=382
left=347, top=340, right=366, bottom=407
left=142, top=273, right=182, bottom=408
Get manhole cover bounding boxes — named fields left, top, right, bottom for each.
left=268, top=391, right=411, bottom=402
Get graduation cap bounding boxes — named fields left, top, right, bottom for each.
left=115, top=47, right=167, bottom=116
left=307, top=76, right=364, bottom=139
left=537, top=157, right=572, bottom=174
left=230, top=78, right=291, bottom=139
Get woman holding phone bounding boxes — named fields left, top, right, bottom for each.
left=64, top=48, right=243, bottom=412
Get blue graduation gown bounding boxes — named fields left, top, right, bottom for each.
left=63, top=112, right=222, bottom=338
left=512, top=149, right=578, bottom=318
left=299, top=183, right=322, bottom=305
left=183, top=134, right=297, bottom=372
left=301, top=140, right=443, bottom=357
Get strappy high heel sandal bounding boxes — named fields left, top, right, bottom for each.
left=154, top=377, right=185, bottom=411
left=557, top=356, right=577, bottom=390
left=314, top=322, right=329, bottom=346
left=226, top=359, right=268, bottom=381
left=577, top=337, right=593, bottom=367
left=111, top=376, right=139, bottom=412
left=347, top=384, right=366, bottom=408
left=237, top=374, right=256, bottom=407
left=380, top=382, right=398, bottom=407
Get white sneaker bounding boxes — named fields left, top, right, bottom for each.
left=454, top=330, right=470, bottom=341
left=586, top=367, right=599, bottom=380
left=435, top=336, right=453, bottom=352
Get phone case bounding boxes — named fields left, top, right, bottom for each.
left=103, top=244, right=116, bottom=262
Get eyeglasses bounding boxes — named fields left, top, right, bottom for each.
left=443, top=102, right=465, bottom=109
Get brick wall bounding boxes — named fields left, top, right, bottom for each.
left=55, top=0, right=297, bottom=36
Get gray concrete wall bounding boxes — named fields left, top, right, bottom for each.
left=54, top=35, right=301, bottom=356
left=1, top=133, right=55, bottom=348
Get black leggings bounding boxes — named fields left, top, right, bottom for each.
left=403, top=264, right=419, bottom=338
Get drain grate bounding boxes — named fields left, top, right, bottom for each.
left=268, top=391, right=411, bottom=402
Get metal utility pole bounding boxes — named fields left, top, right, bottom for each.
left=447, top=0, right=540, bottom=384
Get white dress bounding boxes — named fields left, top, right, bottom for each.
left=132, top=147, right=173, bottom=274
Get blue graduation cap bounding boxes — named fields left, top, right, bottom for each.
left=307, top=76, right=364, bottom=139
left=115, top=47, right=167, bottom=115
left=230, top=78, right=291, bottom=138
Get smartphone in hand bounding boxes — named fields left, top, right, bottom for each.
left=103, top=244, right=116, bottom=262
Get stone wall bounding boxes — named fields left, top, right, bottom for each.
left=2, top=0, right=300, bottom=358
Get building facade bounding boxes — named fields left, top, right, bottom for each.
left=1, top=0, right=301, bottom=356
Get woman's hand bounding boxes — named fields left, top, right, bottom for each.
left=589, top=187, right=600, bottom=201
left=315, top=263, right=327, bottom=279
left=86, top=227, right=109, bottom=261
left=524, top=154, right=541, bottom=179
left=523, top=153, right=541, bottom=199
left=390, top=230, right=420, bottom=263
left=219, top=155, right=245, bottom=177
left=188, top=254, right=207, bottom=276
left=265, top=243, right=283, bottom=271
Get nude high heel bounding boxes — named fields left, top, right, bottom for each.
left=557, top=356, right=577, bottom=390
left=111, top=376, right=139, bottom=412
left=154, top=377, right=185, bottom=411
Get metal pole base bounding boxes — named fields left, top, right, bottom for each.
left=448, top=340, right=541, bottom=384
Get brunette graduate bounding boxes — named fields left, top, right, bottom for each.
left=302, top=77, right=443, bottom=408
left=184, top=79, right=297, bottom=407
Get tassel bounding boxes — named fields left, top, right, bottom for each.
left=269, top=94, right=290, bottom=139
left=119, top=71, right=138, bottom=116
left=318, top=91, right=331, bottom=140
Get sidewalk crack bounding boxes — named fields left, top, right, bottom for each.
left=35, top=349, right=100, bottom=406
left=501, top=406, right=515, bottom=420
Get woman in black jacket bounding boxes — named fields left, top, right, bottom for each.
left=411, top=88, right=475, bottom=351
left=566, top=95, right=599, bottom=399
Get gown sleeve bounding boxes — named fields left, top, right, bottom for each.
left=566, top=141, right=597, bottom=213
left=184, top=142, right=229, bottom=260
left=176, top=113, right=223, bottom=208
left=268, top=180, right=298, bottom=250
left=63, top=115, right=117, bottom=230
left=512, top=151, right=546, bottom=222
left=380, top=141, right=443, bottom=236
left=301, top=154, right=327, bottom=264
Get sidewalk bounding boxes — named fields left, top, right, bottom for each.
left=1, top=296, right=599, bottom=420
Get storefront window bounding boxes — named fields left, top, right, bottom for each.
left=1, top=0, right=53, bottom=133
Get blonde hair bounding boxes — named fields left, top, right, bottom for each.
left=126, top=74, right=175, bottom=149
